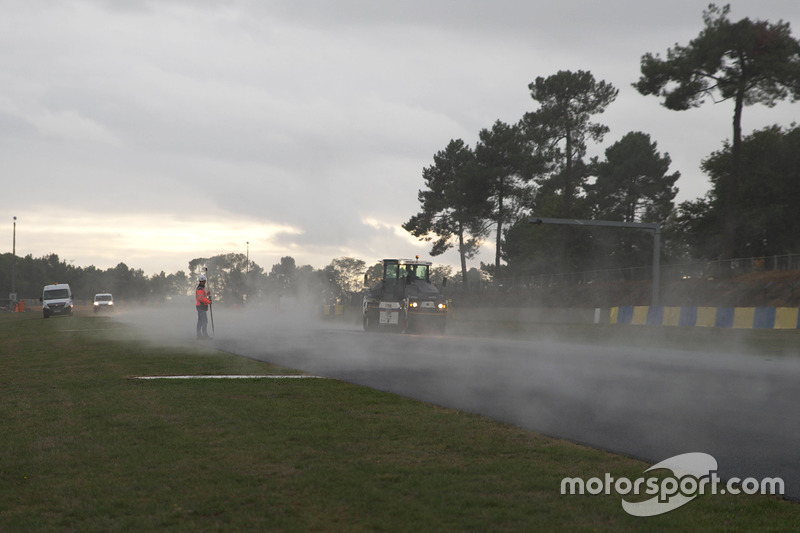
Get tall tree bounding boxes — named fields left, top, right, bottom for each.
left=679, top=125, right=800, bottom=258
left=587, top=131, right=679, bottom=269
left=475, top=120, right=535, bottom=276
left=324, top=257, right=367, bottom=302
left=188, top=253, right=250, bottom=304
left=523, top=70, right=618, bottom=215
left=167, top=270, right=191, bottom=298
left=429, top=264, right=453, bottom=288
left=108, top=262, right=148, bottom=300
left=634, top=3, right=800, bottom=258
left=364, top=262, right=383, bottom=289
left=404, top=139, right=491, bottom=285
left=269, top=256, right=297, bottom=297
left=506, top=71, right=617, bottom=276
left=589, top=131, right=679, bottom=224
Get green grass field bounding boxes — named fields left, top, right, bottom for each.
left=1, top=312, right=798, bottom=531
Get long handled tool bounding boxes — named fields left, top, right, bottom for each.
left=204, top=267, right=215, bottom=338
left=209, top=299, right=215, bottom=338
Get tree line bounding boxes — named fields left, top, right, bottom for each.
left=405, top=4, right=800, bottom=283
left=0, top=252, right=455, bottom=306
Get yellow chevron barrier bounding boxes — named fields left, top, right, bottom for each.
left=632, top=306, right=649, bottom=325
left=696, top=307, right=717, bottom=327
left=662, top=307, right=681, bottom=326
left=732, top=307, right=755, bottom=329
left=610, top=305, right=800, bottom=329
left=775, top=307, right=799, bottom=329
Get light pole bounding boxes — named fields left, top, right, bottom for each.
left=246, top=241, right=249, bottom=275
left=11, top=216, right=17, bottom=303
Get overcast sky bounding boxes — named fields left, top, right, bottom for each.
left=2, top=0, right=799, bottom=276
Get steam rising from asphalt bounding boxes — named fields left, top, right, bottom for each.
left=111, top=302, right=800, bottom=499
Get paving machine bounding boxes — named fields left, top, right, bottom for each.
left=362, top=258, right=447, bottom=334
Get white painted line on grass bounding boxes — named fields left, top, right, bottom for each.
left=133, top=375, right=324, bottom=380
left=60, top=328, right=125, bottom=332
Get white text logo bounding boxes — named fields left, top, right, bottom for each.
left=560, top=452, right=784, bottom=516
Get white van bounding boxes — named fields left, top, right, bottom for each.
left=41, top=283, right=74, bottom=319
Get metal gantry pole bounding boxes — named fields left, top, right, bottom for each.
left=530, top=217, right=662, bottom=307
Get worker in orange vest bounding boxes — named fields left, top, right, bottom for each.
left=196, top=274, right=212, bottom=339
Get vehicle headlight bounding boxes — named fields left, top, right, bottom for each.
left=409, top=301, right=418, bottom=308
left=437, top=303, right=446, bottom=309
left=94, top=302, right=99, bottom=306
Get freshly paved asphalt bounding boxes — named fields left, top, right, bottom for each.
left=206, top=316, right=800, bottom=500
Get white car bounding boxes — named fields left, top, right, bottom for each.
left=93, top=293, right=115, bottom=313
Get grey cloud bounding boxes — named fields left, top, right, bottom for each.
left=2, top=0, right=799, bottom=274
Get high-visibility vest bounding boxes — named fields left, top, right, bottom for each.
left=196, top=285, right=211, bottom=309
